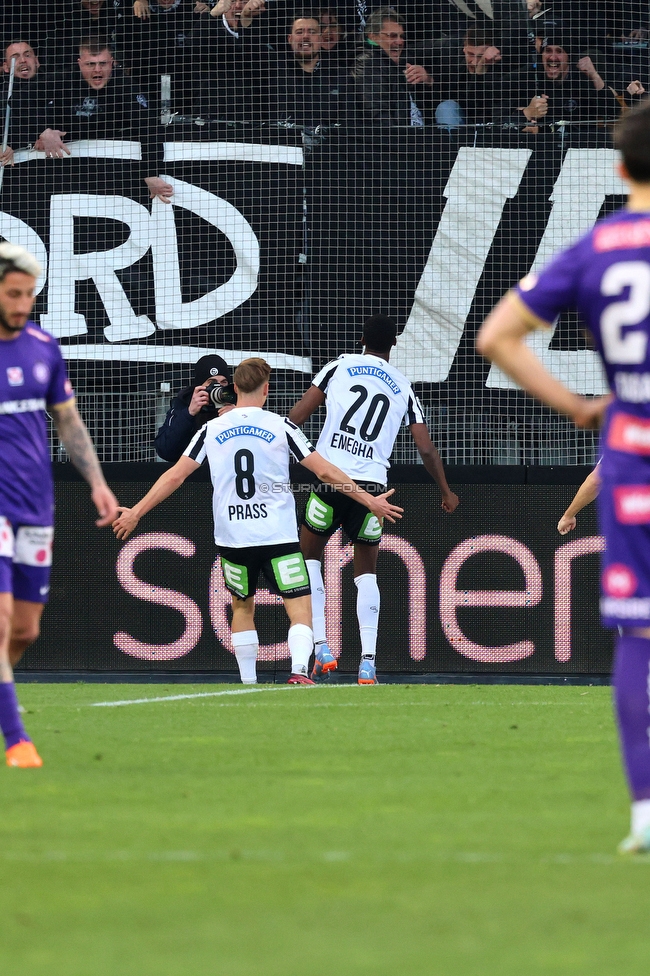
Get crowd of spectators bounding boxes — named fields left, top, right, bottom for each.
left=0, top=0, right=647, bottom=177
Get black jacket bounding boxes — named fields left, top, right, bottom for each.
left=46, top=71, right=162, bottom=173
left=194, top=15, right=274, bottom=123
left=436, top=50, right=509, bottom=126
left=154, top=387, right=219, bottom=463
left=39, top=2, right=129, bottom=74
left=504, top=67, right=614, bottom=127
left=353, top=46, right=433, bottom=126
left=0, top=76, right=52, bottom=150
left=270, top=57, right=351, bottom=126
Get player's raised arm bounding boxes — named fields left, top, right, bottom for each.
left=476, top=293, right=610, bottom=429
left=49, top=399, right=119, bottom=527
left=557, top=467, right=601, bottom=534
left=287, top=384, right=326, bottom=426
left=300, top=451, right=403, bottom=523
left=409, top=423, right=459, bottom=513
left=112, top=455, right=200, bottom=540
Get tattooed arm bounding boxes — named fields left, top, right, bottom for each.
left=49, top=400, right=120, bottom=527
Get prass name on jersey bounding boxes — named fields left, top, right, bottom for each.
left=227, top=502, right=268, bottom=521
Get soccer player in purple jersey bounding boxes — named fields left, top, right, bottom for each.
left=0, top=243, right=119, bottom=768
left=477, top=100, right=650, bottom=853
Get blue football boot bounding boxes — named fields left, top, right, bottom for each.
left=310, top=643, right=337, bottom=682
left=358, top=657, right=378, bottom=685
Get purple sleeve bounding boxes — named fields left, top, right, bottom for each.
left=46, top=340, right=74, bottom=407
left=514, top=237, right=588, bottom=327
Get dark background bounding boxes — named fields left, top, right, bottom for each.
left=16, top=468, right=613, bottom=680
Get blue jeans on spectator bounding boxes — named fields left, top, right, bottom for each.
left=435, top=99, right=464, bottom=130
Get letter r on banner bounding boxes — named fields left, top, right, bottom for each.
left=41, top=194, right=154, bottom=340
left=554, top=535, right=605, bottom=662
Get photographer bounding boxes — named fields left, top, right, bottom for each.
left=154, top=355, right=234, bottom=462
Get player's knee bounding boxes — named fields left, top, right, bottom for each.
left=12, top=621, right=41, bottom=647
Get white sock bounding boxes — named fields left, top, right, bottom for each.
left=632, top=799, right=650, bottom=835
left=288, top=623, right=313, bottom=676
left=354, top=573, right=380, bottom=659
left=231, top=630, right=258, bottom=684
left=306, top=560, right=327, bottom=645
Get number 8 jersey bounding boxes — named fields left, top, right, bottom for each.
left=312, top=353, right=425, bottom=485
left=184, top=407, right=314, bottom=548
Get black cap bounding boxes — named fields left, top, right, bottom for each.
left=193, top=355, right=231, bottom=385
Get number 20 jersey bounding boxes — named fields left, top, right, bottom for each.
left=513, top=208, right=650, bottom=481
left=184, top=406, right=314, bottom=548
left=312, top=353, right=425, bottom=485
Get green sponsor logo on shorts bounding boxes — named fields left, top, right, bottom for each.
left=358, top=512, right=382, bottom=541
left=221, top=558, right=248, bottom=598
left=271, top=553, right=309, bottom=592
left=305, top=492, right=334, bottom=531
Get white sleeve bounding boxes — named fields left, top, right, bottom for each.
left=404, top=389, right=426, bottom=425
left=312, top=360, right=339, bottom=392
left=184, top=427, right=208, bottom=463
left=283, top=417, right=315, bottom=461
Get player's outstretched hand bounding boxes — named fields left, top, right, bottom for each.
left=571, top=394, right=612, bottom=429
left=557, top=514, right=577, bottom=535
left=113, top=507, right=140, bottom=540
left=370, top=489, right=403, bottom=524
left=441, top=490, right=459, bottom=513
left=92, top=485, right=120, bottom=528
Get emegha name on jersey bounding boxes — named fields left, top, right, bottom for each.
left=330, top=432, right=375, bottom=458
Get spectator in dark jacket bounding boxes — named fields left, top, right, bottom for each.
left=194, top=0, right=273, bottom=123
left=0, top=41, right=51, bottom=167
left=155, top=355, right=233, bottom=462
left=39, top=0, right=128, bottom=73
left=37, top=38, right=172, bottom=203
left=353, top=7, right=435, bottom=126
left=121, top=0, right=196, bottom=112
left=434, top=26, right=506, bottom=129
left=505, top=36, right=612, bottom=132
left=269, top=14, right=350, bottom=126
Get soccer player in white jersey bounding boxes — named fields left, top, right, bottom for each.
left=289, top=314, right=459, bottom=685
left=113, top=358, right=403, bottom=684
left=0, top=243, right=119, bottom=767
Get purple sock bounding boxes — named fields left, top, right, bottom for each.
left=0, top=682, right=30, bottom=750
left=613, top=634, right=650, bottom=801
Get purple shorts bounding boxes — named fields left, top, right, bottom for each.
left=598, top=469, right=650, bottom=629
left=0, top=518, right=53, bottom=603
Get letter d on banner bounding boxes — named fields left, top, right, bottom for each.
left=151, top=176, right=260, bottom=329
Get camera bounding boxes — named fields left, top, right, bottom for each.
left=202, top=381, right=237, bottom=411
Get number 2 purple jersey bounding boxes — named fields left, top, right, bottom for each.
left=515, top=209, right=650, bottom=476
left=514, top=208, right=650, bottom=627
left=0, top=322, right=74, bottom=525
left=516, top=209, right=650, bottom=398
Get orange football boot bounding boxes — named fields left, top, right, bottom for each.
left=6, top=741, right=43, bottom=768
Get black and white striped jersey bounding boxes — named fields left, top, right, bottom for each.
left=184, top=407, right=314, bottom=548
left=312, top=354, right=425, bottom=484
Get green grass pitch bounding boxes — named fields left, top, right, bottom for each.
left=1, top=682, right=648, bottom=975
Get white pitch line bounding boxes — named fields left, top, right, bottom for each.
left=90, top=684, right=361, bottom=708
left=91, top=685, right=294, bottom=708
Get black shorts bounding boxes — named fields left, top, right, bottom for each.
left=218, top=542, right=311, bottom=601
left=302, top=483, right=386, bottom=546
